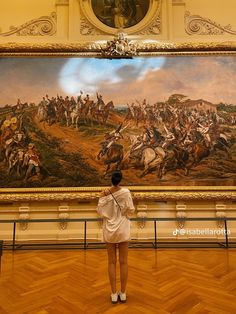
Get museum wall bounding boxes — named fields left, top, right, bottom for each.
left=0, top=0, right=236, bottom=244
left=1, top=0, right=236, bottom=43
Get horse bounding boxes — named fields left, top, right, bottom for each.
left=129, top=146, right=165, bottom=177
left=7, top=148, right=25, bottom=177
left=37, top=104, right=47, bottom=123
left=70, top=103, right=81, bottom=129
left=79, top=99, right=93, bottom=124
left=102, top=101, right=114, bottom=124
left=187, top=142, right=210, bottom=169
left=96, top=101, right=114, bottom=124
left=98, top=143, right=124, bottom=177
left=212, top=136, right=231, bottom=159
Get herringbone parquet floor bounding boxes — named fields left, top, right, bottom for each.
left=0, top=249, right=236, bottom=314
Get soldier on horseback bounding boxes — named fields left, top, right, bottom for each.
left=97, top=124, right=124, bottom=159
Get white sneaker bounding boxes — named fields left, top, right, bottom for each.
left=119, top=292, right=126, bottom=303
left=111, top=292, right=118, bottom=304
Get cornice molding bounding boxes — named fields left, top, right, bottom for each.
left=2, top=41, right=236, bottom=55
left=0, top=187, right=235, bottom=202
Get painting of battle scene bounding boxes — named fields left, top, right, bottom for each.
left=0, top=56, right=235, bottom=188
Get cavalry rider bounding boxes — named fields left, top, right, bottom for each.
left=0, top=120, right=14, bottom=149
left=24, top=143, right=41, bottom=180
left=197, top=122, right=213, bottom=147
left=130, top=126, right=150, bottom=153
left=84, top=94, right=90, bottom=104
left=96, top=93, right=105, bottom=110
left=97, top=124, right=124, bottom=159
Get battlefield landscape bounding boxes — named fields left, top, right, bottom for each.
left=0, top=56, right=235, bottom=187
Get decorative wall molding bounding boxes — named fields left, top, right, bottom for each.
left=215, top=202, right=227, bottom=228
left=80, top=17, right=102, bottom=36
left=0, top=189, right=235, bottom=203
left=3, top=41, right=236, bottom=55
left=80, top=0, right=161, bottom=35
left=58, top=204, right=70, bottom=230
left=99, top=32, right=138, bottom=58
left=139, top=17, right=161, bottom=35
left=55, top=0, right=69, bottom=5
left=137, top=205, right=148, bottom=229
left=137, top=0, right=161, bottom=35
left=172, top=0, right=185, bottom=4
left=0, top=12, right=57, bottom=37
left=176, top=203, right=186, bottom=229
left=19, top=204, right=30, bottom=231
left=185, top=11, right=236, bottom=35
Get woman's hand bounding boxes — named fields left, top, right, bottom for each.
left=100, top=189, right=110, bottom=197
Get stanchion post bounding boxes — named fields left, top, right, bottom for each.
left=12, top=222, right=16, bottom=251
left=0, top=240, right=3, bottom=257
left=84, top=220, right=87, bottom=250
left=154, top=220, right=157, bottom=249
left=224, top=219, right=229, bottom=248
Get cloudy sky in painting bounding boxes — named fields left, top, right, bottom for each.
left=0, top=56, right=236, bottom=106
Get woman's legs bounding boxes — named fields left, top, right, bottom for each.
left=106, top=243, right=117, bottom=293
left=118, top=242, right=129, bottom=293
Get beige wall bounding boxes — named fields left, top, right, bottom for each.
left=1, top=0, right=236, bottom=43
left=0, top=200, right=236, bottom=243
left=0, top=0, right=236, bottom=243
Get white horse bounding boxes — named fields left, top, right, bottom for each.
left=37, top=104, right=47, bottom=122
left=127, top=133, right=166, bottom=177
left=70, top=104, right=81, bottom=129
left=140, top=146, right=166, bottom=177
left=8, top=148, right=25, bottom=176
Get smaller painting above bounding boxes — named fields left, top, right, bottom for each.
left=91, top=0, right=150, bottom=29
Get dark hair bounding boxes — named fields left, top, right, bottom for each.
left=111, top=170, right=122, bottom=186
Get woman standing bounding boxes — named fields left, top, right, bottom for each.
left=97, top=170, right=135, bottom=304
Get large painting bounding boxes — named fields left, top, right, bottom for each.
left=0, top=55, right=236, bottom=188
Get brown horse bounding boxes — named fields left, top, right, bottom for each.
left=79, top=99, right=94, bottom=124
left=98, top=143, right=123, bottom=177
left=188, top=142, right=210, bottom=168
left=92, top=101, right=114, bottom=124
left=102, top=101, right=114, bottom=124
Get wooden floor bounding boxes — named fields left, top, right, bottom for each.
left=1, top=248, right=236, bottom=314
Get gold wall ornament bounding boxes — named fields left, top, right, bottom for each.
left=139, top=17, right=161, bottom=35
left=19, top=204, right=30, bottom=231
left=176, top=203, right=187, bottom=229
left=2, top=41, right=236, bottom=55
left=0, top=187, right=235, bottom=202
left=100, top=32, right=138, bottom=58
left=138, top=0, right=161, bottom=35
left=80, top=0, right=161, bottom=35
left=215, top=211, right=226, bottom=229
left=0, top=12, right=57, bottom=37
left=58, top=204, right=70, bottom=230
left=90, top=0, right=150, bottom=30
left=80, top=17, right=102, bottom=35
left=185, top=11, right=236, bottom=35
left=137, top=205, right=148, bottom=229
left=215, top=202, right=227, bottom=229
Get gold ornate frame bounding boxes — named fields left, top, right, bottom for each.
left=0, top=40, right=236, bottom=202
left=80, top=0, right=160, bottom=35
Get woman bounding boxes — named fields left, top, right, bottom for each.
left=97, top=170, right=135, bottom=304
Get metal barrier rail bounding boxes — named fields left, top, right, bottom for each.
left=0, top=217, right=236, bottom=251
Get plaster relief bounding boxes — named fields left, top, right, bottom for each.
left=0, top=12, right=57, bottom=37
left=185, top=11, right=236, bottom=35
